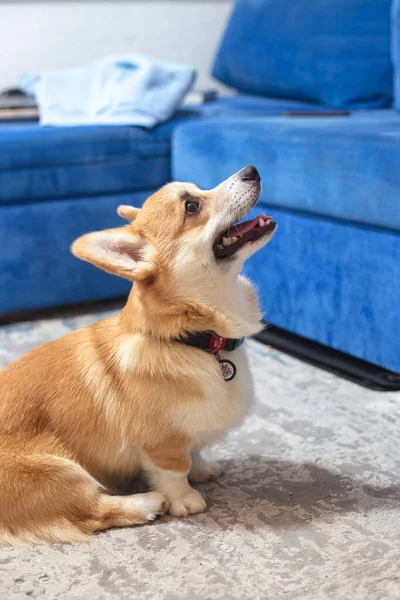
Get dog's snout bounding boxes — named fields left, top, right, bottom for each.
left=240, top=166, right=261, bottom=183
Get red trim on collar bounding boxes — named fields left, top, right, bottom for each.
left=208, top=335, right=227, bottom=353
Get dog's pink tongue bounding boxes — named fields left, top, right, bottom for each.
left=231, top=216, right=269, bottom=236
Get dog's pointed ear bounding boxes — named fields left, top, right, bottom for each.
left=71, top=226, right=154, bottom=281
left=117, top=205, right=140, bottom=222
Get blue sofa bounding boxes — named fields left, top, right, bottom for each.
left=1, top=0, right=399, bottom=374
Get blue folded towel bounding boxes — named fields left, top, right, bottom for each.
left=19, top=55, right=196, bottom=127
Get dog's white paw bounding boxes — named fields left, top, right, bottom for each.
left=189, top=461, right=221, bottom=484
left=133, top=492, right=169, bottom=521
left=168, top=489, right=207, bottom=518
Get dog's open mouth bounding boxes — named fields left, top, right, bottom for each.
left=214, top=214, right=276, bottom=259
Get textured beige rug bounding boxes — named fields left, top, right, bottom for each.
left=0, top=309, right=400, bottom=600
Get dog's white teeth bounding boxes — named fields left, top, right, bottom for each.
left=222, top=236, right=236, bottom=247
left=259, top=218, right=265, bottom=227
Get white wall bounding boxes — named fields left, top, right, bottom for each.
left=0, top=1, right=233, bottom=90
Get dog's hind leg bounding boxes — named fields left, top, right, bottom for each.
left=94, top=491, right=167, bottom=532
left=0, top=451, right=167, bottom=545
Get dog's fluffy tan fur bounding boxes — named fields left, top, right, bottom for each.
left=0, top=169, right=275, bottom=544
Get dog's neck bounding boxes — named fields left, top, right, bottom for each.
left=119, top=270, right=263, bottom=341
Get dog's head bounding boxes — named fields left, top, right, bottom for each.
left=72, top=167, right=276, bottom=299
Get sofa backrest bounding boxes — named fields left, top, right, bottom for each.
left=213, top=0, right=393, bottom=109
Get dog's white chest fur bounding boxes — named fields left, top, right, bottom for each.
left=173, top=345, right=255, bottom=447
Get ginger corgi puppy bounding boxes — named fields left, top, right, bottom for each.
left=0, top=166, right=276, bottom=545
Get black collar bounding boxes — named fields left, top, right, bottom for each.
left=175, top=331, right=245, bottom=355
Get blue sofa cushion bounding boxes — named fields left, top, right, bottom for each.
left=0, top=191, right=151, bottom=315
left=392, top=0, right=400, bottom=109
left=0, top=96, right=322, bottom=207
left=172, top=111, right=400, bottom=232
left=0, top=122, right=172, bottom=206
left=242, top=205, right=400, bottom=373
left=213, top=0, right=393, bottom=109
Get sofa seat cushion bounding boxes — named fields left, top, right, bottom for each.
left=0, top=122, right=171, bottom=207
left=0, top=95, right=323, bottom=207
left=213, top=0, right=393, bottom=109
left=173, top=110, right=400, bottom=231
left=241, top=204, right=400, bottom=373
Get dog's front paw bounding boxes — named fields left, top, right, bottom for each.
left=168, top=489, right=207, bottom=518
left=189, top=460, right=221, bottom=484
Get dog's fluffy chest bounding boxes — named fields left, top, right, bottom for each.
left=172, top=345, right=255, bottom=445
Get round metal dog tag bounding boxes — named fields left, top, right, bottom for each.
left=220, top=359, right=236, bottom=382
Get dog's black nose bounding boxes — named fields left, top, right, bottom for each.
left=240, top=165, right=261, bottom=182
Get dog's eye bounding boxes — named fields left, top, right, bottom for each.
left=185, top=200, right=201, bottom=215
